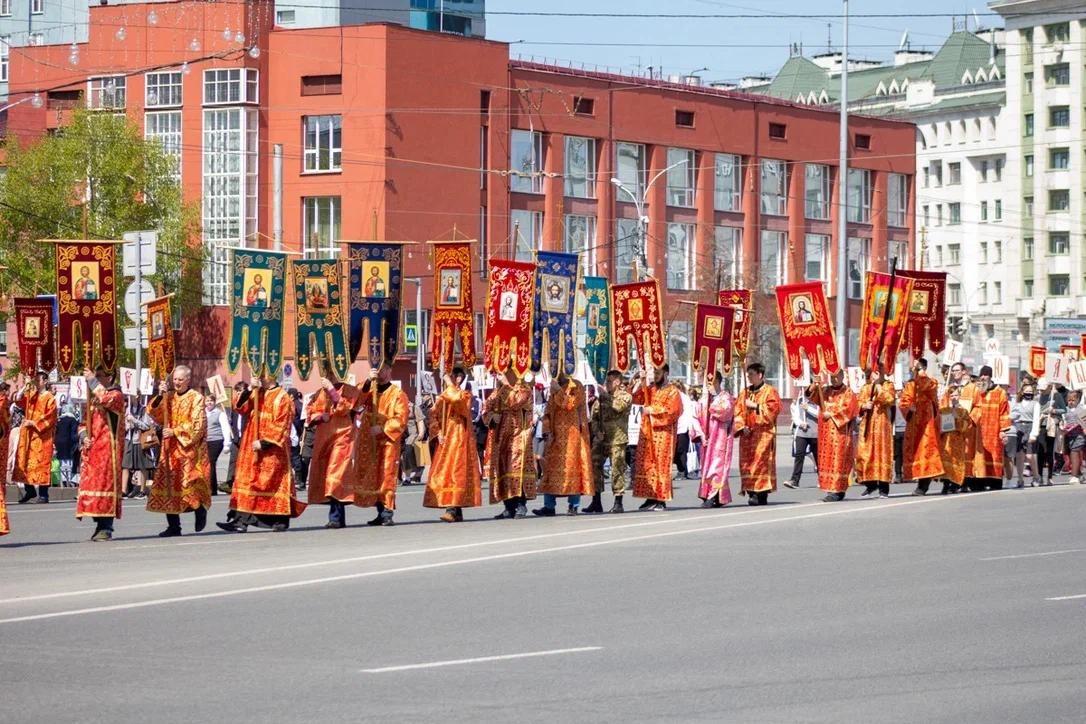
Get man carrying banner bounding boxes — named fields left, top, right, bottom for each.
left=965, top=365, right=1012, bottom=492
left=631, top=364, right=682, bottom=511
left=856, top=369, right=896, bottom=498
left=733, top=362, right=782, bottom=506
left=535, top=373, right=594, bottom=516
left=900, top=358, right=945, bottom=494
left=356, top=363, right=410, bottom=526
left=306, top=373, right=361, bottom=528
left=147, top=365, right=211, bottom=536
left=75, top=367, right=126, bottom=541
left=14, top=370, right=57, bottom=504
left=817, top=369, right=858, bottom=502
left=485, top=370, right=537, bottom=519
left=424, top=368, right=482, bottom=522
left=588, top=370, right=632, bottom=514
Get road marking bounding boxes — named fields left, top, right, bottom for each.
left=0, top=491, right=1015, bottom=623
left=981, top=549, right=1086, bottom=561
left=360, top=647, right=602, bottom=673
left=116, top=537, right=261, bottom=551
left=1045, top=593, right=1086, bottom=602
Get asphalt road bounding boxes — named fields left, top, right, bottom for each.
left=2, top=446, right=1085, bottom=724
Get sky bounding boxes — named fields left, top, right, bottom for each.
left=485, top=0, right=1004, bottom=82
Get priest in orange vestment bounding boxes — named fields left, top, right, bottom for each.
left=423, top=368, right=482, bottom=522
left=631, top=364, right=682, bottom=511
left=534, top=375, right=594, bottom=516
left=900, top=358, right=945, bottom=495
left=485, top=371, right=537, bottom=519
left=306, top=377, right=360, bottom=528
left=965, top=365, right=1012, bottom=492
left=147, top=366, right=211, bottom=536
left=817, top=370, right=859, bottom=502
left=856, top=370, right=896, bottom=498
left=76, top=368, right=126, bottom=541
left=355, top=364, right=410, bottom=526
left=14, top=371, right=57, bottom=504
left=938, top=384, right=972, bottom=493
left=218, top=373, right=307, bottom=533
left=733, top=362, right=782, bottom=506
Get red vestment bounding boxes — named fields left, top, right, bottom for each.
left=355, top=381, right=410, bottom=509
left=306, top=385, right=360, bottom=504
left=424, top=386, right=482, bottom=509
left=76, top=386, right=126, bottom=520
left=230, top=386, right=306, bottom=518
left=13, top=387, right=56, bottom=486
left=541, top=379, right=594, bottom=497
left=632, top=383, right=682, bottom=501
left=817, top=385, right=858, bottom=493
left=733, top=384, right=782, bottom=493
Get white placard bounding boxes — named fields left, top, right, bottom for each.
left=1046, top=353, right=1070, bottom=386
left=139, top=368, right=155, bottom=395
left=942, top=340, right=963, bottom=365
left=419, top=371, right=437, bottom=395
left=628, top=404, right=642, bottom=446
left=893, top=362, right=905, bottom=391
left=119, top=367, right=138, bottom=395
left=1068, top=360, right=1086, bottom=391
left=792, top=358, right=812, bottom=389
left=68, top=375, right=88, bottom=401
left=984, top=337, right=1000, bottom=356
left=345, top=373, right=357, bottom=387
left=990, top=355, right=1010, bottom=386
left=846, top=366, right=866, bottom=394
left=206, top=374, right=228, bottom=405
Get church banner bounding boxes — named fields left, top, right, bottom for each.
left=718, top=288, right=753, bottom=358
left=1029, top=346, right=1047, bottom=378
left=611, top=278, right=666, bottom=373
left=429, top=241, right=476, bottom=368
left=859, top=271, right=915, bottom=373
left=144, top=295, right=175, bottom=380
left=774, top=282, right=840, bottom=378
left=582, top=275, right=612, bottom=383
left=898, top=269, right=947, bottom=358
left=226, top=249, right=287, bottom=377
left=692, top=302, right=738, bottom=379
left=483, top=258, right=536, bottom=377
left=13, top=297, right=56, bottom=372
left=291, top=258, right=350, bottom=381
left=532, top=250, right=579, bottom=377
left=52, top=240, right=119, bottom=373
left=1080, top=334, right=1086, bottom=359
left=347, top=241, right=404, bottom=368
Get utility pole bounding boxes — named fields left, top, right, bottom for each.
left=835, top=0, right=850, bottom=361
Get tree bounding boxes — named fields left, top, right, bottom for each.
left=0, top=109, right=203, bottom=367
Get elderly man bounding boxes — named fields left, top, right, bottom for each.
left=13, top=370, right=57, bottom=504
left=75, top=367, right=126, bottom=541
left=147, top=365, right=211, bottom=537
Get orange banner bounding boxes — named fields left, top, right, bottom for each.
left=774, top=282, right=840, bottom=378
left=1028, top=346, right=1047, bottom=377
left=859, top=271, right=915, bottom=373
left=692, top=303, right=737, bottom=379
left=718, top=288, right=752, bottom=358
left=144, top=296, right=175, bottom=380
left=429, top=241, right=476, bottom=368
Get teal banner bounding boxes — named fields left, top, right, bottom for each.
left=291, top=258, right=350, bottom=381
left=582, top=275, right=611, bottom=383
left=226, top=249, right=288, bottom=377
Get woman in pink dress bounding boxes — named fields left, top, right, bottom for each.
left=698, top=371, right=736, bottom=507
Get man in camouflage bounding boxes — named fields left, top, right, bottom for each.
left=584, top=370, right=632, bottom=514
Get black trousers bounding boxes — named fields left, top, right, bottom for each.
left=893, top=433, right=904, bottom=479
left=93, top=516, right=113, bottom=532
left=862, top=481, right=891, bottom=495
left=1037, top=435, right=1056, bottom=480
left=790, top=437, right=818, bottom=483
left=674, top=433, right=690, bottom=477
left=166, top=507, right=206, bottom=531
left=207, top=439, right=224, bottom=495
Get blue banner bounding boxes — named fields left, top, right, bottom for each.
left=347, top=242, right=404, bottom=366
left=532, top=250, right=579, bottom=376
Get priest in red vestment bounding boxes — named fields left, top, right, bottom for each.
left=76, top=367, right=126, bottom=541
left=631, top=364, right=682, bottom=511
left=817, top=369, right=859, bottom=502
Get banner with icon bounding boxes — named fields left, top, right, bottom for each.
left=52, top=241, right=119, bottom=373
left=226, top=249, right=287, bottom=377
left=1028, top=345, right=1047, bottom=378
left=692, top=302, right=738, bottom=379
left=13, top=297, right=56, bottom=372
left=483, top=258, right=536, bottom=377
left=773, top=282, right=840, bottom=378
left=429, top=241, right=476, bottom=368
left=532, top=250, right=579, bottom=377
left=347, top=242, right=404, bottom=368
left=144, top=295, right=175, bottom=380
left=897, top=270, right=947, bottom=358
left=582, top=276, right=612, bottom=384
left=717, top=288, right=752, bottom=358
left=291, top=258, right=349, bottom=381
left=859, top=271, right=915, bottom=373
left=610, top=278, right=665, bottom=373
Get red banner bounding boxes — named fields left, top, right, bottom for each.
left=483, top=258, right=536, bottom=377
left=692, top=303, right=737, bottom=379
left=774, top=282, right=840, bottom=378
left=1060, top=344, right=1080, bottom=362
left=144, top=295, right=175, bottom=380
left=898, top=270, right=947, bottom=357
left=611, top=279, right=665, bottom=373
left=13, top=298, right=55, bottom=372
left=718, top=288, right=752, bottom=358
left=53, top=241, right=119, bottom=373
left=859, top=271, right=915, bottom=373
left=1028, top=346, right=1047, bottom=377
left=1080, top=334, right=1086, bottom=359
left=429, top=241, right=476, bottom=368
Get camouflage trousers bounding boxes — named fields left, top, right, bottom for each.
left=591, top=440, right=628, bottom=495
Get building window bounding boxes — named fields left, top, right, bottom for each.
left=145, top=111, right=182, bottom=181
left=1049, top=106, right=1070, bottom=128
left=509, top=129, right=543, bottom=194
left=855, top=133, right=871, bottom=150
left=948, top=283, right=961, bottom=306
left=276, top=9, right=296, bottom=24
left=1023, top=28, right=1034, bottom=59
left=768, top=122, right=786, bottom=140
left=1024, top=72, right=1033, bottom=94
left=668, top=321, right=693, bottom=382
left=1050, top=148, right=1070, bottom=170
left=0, top=0, right=10, bottom=16
left=666, top=148, right=695, bottom=207
left=922, top=167, right=930, bottom=188
left=980, top=201, right=989, bottom=222
left=666, top=222, right=695, bottom=290
left=1025, top=113, right=1034, bottom=136
left=804, top=164, right=831, bottom=220
left=563, top=214, right=597, bottom=274
left=1049, top=232, right=1070, bottom=255
left=934, top=246, right=942, bottom=266
left=713, top=226, right=741, bottom=288
left=759, top=230, right=786, bottom=294
left=948, top=162, right=961, bottom=185
left=1023, top=279, right=1033, bottom=297
left=615, top=142, right=646, bottom=197
left=846, top=237, right=869, bottom=299
left=27, top=32, right=42, bottom=46
left=978, top=282, right=988, bottom=306
left=299, top=116, right=341, bottom=176
left=1025, top=196, right=1034, bottom=216
left=1049, top=189, right=1070, bottom=212
left=31, top=0, right=42, bottom=14
left=994, top=199, right=1002, bottom=221
left=675, top=110, right=695, bottom=128
left=1049, top=274, right=1070, bottom=296
left=614, top=218, right=638, bottom=284
left=948, top=203, right=961, bottom=225
left=1023, top=237, right=1034, bottom=260
left=0, top=37, right=7, bottom=83
left=510, top=209, right=542, bottom=262
left=922, top=205, right=930, bottom=227
left=1025, top=155, right=1034, bottom=176
left=87, top=76, right=126, bottom=110
left=993, top=240, right=1002, bottom=263
left=846, top=168, right=872, bottom=223
left=930, top=161, right=942, bottom=186
left=572, top=96, right=594, bottom=116
left=892, top=240, right=909, bottom=266
left=1045, top=22, right=1070, bottom=43
left=936, top=205, right=943, bottom=226
left=1045, top=63, right=1070, bottom=86
left=203, top=68, right=258, bottom=105
left=888, top=172, right=907, bottom=227
left=804, top=233, right=829, bottom=289
left=300, top=74, right=342, bottom=96
left=980, top=241, right=988, bottom=263
left=980, top=160, right=988, bottom=181
left=948, top=244, right=961, bottom=265
left=564, top=136, right=596, bottom=198
left=302, top=197, right=341, bottom=258
left=714, top=153, right=740, bottom=212
left=760, top=159, right=786, bottom=216
left=993, top=281, right=1002, bottom=304
left=145, top=71, right=183, bottom=108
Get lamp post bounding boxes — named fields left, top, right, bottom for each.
left=610, top=158, right=688, bottom=280
left=403, top=276, right=424, bottom=395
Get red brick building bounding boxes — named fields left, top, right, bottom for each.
left=5, top=1, right=916, bottom=394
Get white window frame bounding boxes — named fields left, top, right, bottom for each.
left=144, top=70, right=183, bottom=108
left=760, top=159, right=786, bottom=216
left=666, top=222, right=695, bottom=290
left=666, top=148, right=695, bottom=207
left=713, top=225, right=742, bottom=289
left=0, top=0, right=11, bottom=17
left=202, top=68, right=258, bottom=106
left=30, top=0, right=42, bottom=14
left=0, top=37, right=7, bottom=83
left=563, top=136, right=596, bottom=199
left=948, top=243, right=961, bottom=265
left=804, top=163, right=831, bottom=220
left=846, top=237, right=870, bottom=299
left=302, top=196, right=341, bottom=259
left=510, top=129, right=543, bottom=194
left=615, top=142, right=646, bottom=198
left=759, top=230, right=787, bottom=294
left=87, top=75, right=127, bottom=110
left=1049, top=232, right=1070, bottom=255
left=145, top=110, right=183, bottom=181
left=563, top=214, right=597, bottom=274
left=510, top=208, right=542, bottom=261
left=714, top=153, right=740, bottom=212
left=303, top=114, right=342, bottom=173
left=887, top=172, right=907, bottom=227
left=804, top=233, right=830, bottom=291
left=846, top=168, right=872, bottom=223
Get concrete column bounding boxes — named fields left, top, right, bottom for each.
left=543, top=132, right=564, bottom=252
left=787, top=161, right=806, bottom=284
left=741, top=155, right=760, bottom=290
left=871, top=170, right=888, bottom=272
left=695, top=151, right=715, bottom=290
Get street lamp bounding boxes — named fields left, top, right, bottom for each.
left=610, top=158, right=688, bottom=280
left=403, top=277, right=424, bottom=394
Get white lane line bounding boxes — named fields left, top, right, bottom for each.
left=981, top=549, right=1086, bottom=561
left=360, top=647, right=602, bottom=673
left=0, top=491, right=1011, bottom=624
left=116, top=538, right=261, bottom=551
left=1045, top=593, right=1086, bottom=602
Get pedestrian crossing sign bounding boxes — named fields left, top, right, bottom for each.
left=404, top=324, right=418, bottom=349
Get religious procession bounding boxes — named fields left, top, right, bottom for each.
left=2, top=240, right=1083, bottom=542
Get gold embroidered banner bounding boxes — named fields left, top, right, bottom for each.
left=13, top=297, right=56, bottom=372
left=611, top=278, right=665, bottom=373
left=718, top=288, right=753, bottom=358
left=51, top=240, right=120, bottom=373
left=483, top=258, right=536, bottom=376
left=429, top=241, right=476, bottom=368
left=144, top=295, right=175, bottom=379
left=692, top=302, right=738, bottom=379
left=774, top=282, right=840, bottom=378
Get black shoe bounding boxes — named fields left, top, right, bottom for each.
left=17, top=489, right=35, bottom=504
left=158, top=527, right=182, bottom=537
left=217, top=483, right=232, bottom=494
left=90, top=530, right=112, bottom=542
left=782, top=480, right=799, bottom=490
left=531, top=507, right=556, bottom=517
left=567, top=505, right=579, bottom=516
left=757, top=492, right=769, bottom=506
left=821, top=493, right=842, bottom=502
left=860, top=485, right=876, bottom=497
left=379, top=513, right=395, bottom=526
left=271, top=523, right=288, bottom=532
left=367, top=513, right=385, bottom=526
left=650, top=502, right=667, bottom=512
left=493, top=508, right=516, bottom=520
left=215, top=521, right=247, bottom=533
left=701, top=498, right=716, bottom=508
left=194, top=507, right=207, bottom=532
left=249, top=517, right=273, bottom=530
left=609, top=498, right=624, bottom=514
left=638, top=499, right=655, bottom=511
left=582, top=494, right=604, bottom=514
left=324, top=521, right=345, bottom=529
left=748, top=494, right=759, bottom=506
left=911, top=488, right=927, bottom=496
left=514, top=504, right=528, bottom=519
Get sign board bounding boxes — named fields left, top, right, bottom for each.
left=139, top=368, right=155, bottom=395
left=119, top=367, right=138, bottom=395
left=792, top=358, right=812, bottom=389
left=404, top=324, right=418, bottom=350
left=1044, top=317, right=1086, bottom=352
left=68, top=375, right=88, bottom=401
left=990, top=355, right=1010, bottom=386
left=846, top=367, right=866, bottom=394
left=984, top=337, right=1000, bottom=356
left=419, top=371, right=437, bottom=395
left=628, top=404, right=642, bottom=446
left=1046, top=353, right=1070, bottom=386
left=122, top=231, right=158, bottom=276
left=280, top=362, right=294, bottom=389
left=123, top=327, right=149, bottom=350
left=207, top=375, right=228, bottom=405
left=1068, top=360, right=1086, bottom=391
left=124, top=279, right=155, bottom=323
left=942, top=340, right=963, bottom=366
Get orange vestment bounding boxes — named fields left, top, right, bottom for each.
left=855, top=381, right=896, bottom=483
left=900, top=375, right=944, bottom=480
left=306, top=384, right=360, bottom=504
left=484, top=382, right=537, bottom=503
left=76, top=386, right=126, bottom=520
left=817, top=385, right=858, bottom=493
left=733, top=383, right=782, bottom=493
left=230, top=386, right=306, bottom=518
left=355, top=381, right=410, bottom=509
left=0, top=393, right=10, bottom=487
left=968, top=385, right=1011, bottom=480
left=632, top=383, right=682, bottom=501
left=938, top=395, right=972, bottom=485
left=13, top=387, right=57, bottom=486
left=541, top=378, right=594, bottom=497
left=147, top=388, right=211, bottom=514
left=423, top=385, right=482, bottom=509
